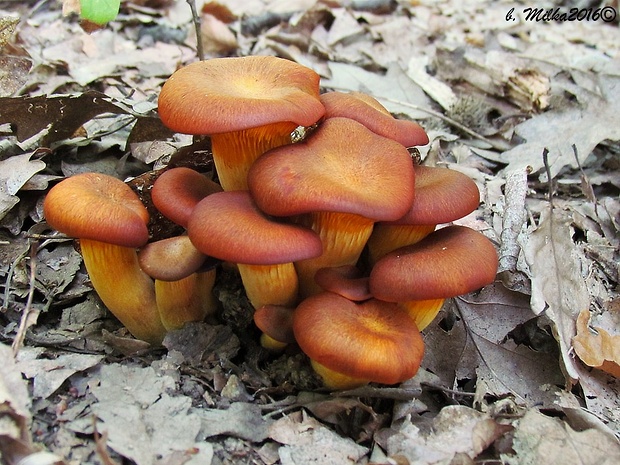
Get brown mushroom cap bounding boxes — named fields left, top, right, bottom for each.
left=369, top=225, right=498, bottom=302
left=44, top=172, right=149, bottom=247
left=138, top=235, right=207, bottom=281
left=157, top=56, right=325, bottom=135
left=389, top=165, right=480, bottom=225
left=187, top=191, right=322, bottom=265
left=314, top=265, right=372, bottom=302
left=254, top=304, right=296, bottom=345
left=151, top=168, right=222, bottom=227
left=293, top=292, right=425, bottom=386
left=320, top=91, right=429, bottom=147
left=247, top=117, right=415, bottom=221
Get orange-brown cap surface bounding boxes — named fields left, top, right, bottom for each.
left=369, top=225, right=498, bottom=301
left=151, top=167, right=222, bottom=227
left=320, top=91, right=429, bottom=147
left=158, top=56, right=325, bottom=135
left=187, top=191, right=322, bottom=265
left=44, top=172, right=149, bottom=247
left=293, top=292, right=424, bottom=385
left=247, top=117, right=415, bottom=221
left=390, top=165, right=480, bottom=225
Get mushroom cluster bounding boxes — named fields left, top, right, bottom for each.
left=43, top=56, right=498, bottom=389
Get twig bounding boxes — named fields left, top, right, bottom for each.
left=2, top=243, right=30, bottom=312
left=542, top=147, right=554, bottom=207
left=186, top=0, right=204, bottom=61
left=573, top=144, right=598, bottom=216
left=11, top=242, right=39, bottom=355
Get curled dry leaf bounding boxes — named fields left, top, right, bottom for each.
left=524, top=206, right=590, bottom=384
left=573, top=307, right=620, bottom=378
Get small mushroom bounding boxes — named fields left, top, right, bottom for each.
left=151, top=167, right=222, bottom=228
left=158, top=56, right=325, bottom=190
left=43, top=173, right=165, bottom=344
left=293, top=292, right=425, bottom=389
left=253, top=304, right=296, bottom=350
left=367, top=165, right=480, bottom=265
left=314, top=265, right=372, bottom=302
left=369, top=225, right=498, bottom=330
left=187, top=190, right=323, bottom=309
left=248, top=117, right=415, bottom=297
left=138, top=235, right=217, bottom=330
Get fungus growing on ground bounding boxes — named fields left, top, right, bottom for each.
left=369, top=225, right=498, bottom=330
left=293, top=292, right=425, bottom=389
left=314, top=265, right=372, bottom=302
left=158, top=56, right=325, bottom=190
left=138, top=235, right=217, bottom=330
left=187, top=190, right=323, bottom=309
left=151, top=167, right=222, bottom=228
left=320, top=91, right=429, bottom=147
left=43, top=173, right=165, bottom=345
left=248, top=117, right=415, bottom=297
left=366, top=165, right=481, bottom=265
left=253, top=304, right=296, bottom=350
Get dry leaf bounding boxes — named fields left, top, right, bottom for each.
left=16, top=347, right=103, bottom=399
left=0, top=153, right=47, bottom=221
left=503, top=409, right=620, bottom=465
left=269, top=411, right=369, bottom=464
left=524, top=206, right=590, bottom=383
left=499, top=75, right=620, bottom=179
left=423, top=283, right=565, bottom=407
left=573, top=308, right=620, bottom=378
left=88, top=364, right=213, bottom=465
left=200, top=14, right=238, bottom=55
left=387, top=405, right=510, bottom=464
left=0, top=15, right=19, bottom=47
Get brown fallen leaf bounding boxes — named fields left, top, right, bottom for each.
left=573, top=307, right=620, bottom=378
left=524, top=205, right=590, bottom=384
left=504, top=409, right=620, bottom=465
left=386, top=405, right=511, bottom=464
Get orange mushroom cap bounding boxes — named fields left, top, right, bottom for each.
left=247, top=117, right=415, bottom=221
left=158, top=56, right=325, bottom=134
left=389, top=165, right=480, bottom=226
left=254, top=304, right=296, bottom=345
left=187, top=191, right=322, bottom=265
left=44, top=172, right=149, bottom=248
left=314, top=265, right=372, bottom=302
left=293, top=292, right=425, bottom=387
left=158, top=56, right=325, bottom=191
left=369, top=225, right=498, bottom=302
left=151, top=168, right=222, bottom=228
left=320, top=91, right=429, bottom=147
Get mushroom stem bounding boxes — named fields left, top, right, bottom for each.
left=399, top=298, right=445, bottom=331
left=310, top=360, right=370, bottom=390
left=155, top=270, right=217, bottom=331
left=80, top=239, right=165, bottom=345
left=211, top=121, right=298, bottom=191
left=238, top=262, right=299, bottom=309
left=294, top=211, right=375, bottom=298
left=367, top=223, right=435, bottom=265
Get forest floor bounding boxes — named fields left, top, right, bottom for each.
left=0, top=0, right=619, bottom=464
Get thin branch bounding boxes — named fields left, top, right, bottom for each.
left=186, top=0, right=204, bottom=61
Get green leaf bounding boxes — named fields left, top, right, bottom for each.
left=79, top=0, right=121, bottom=25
